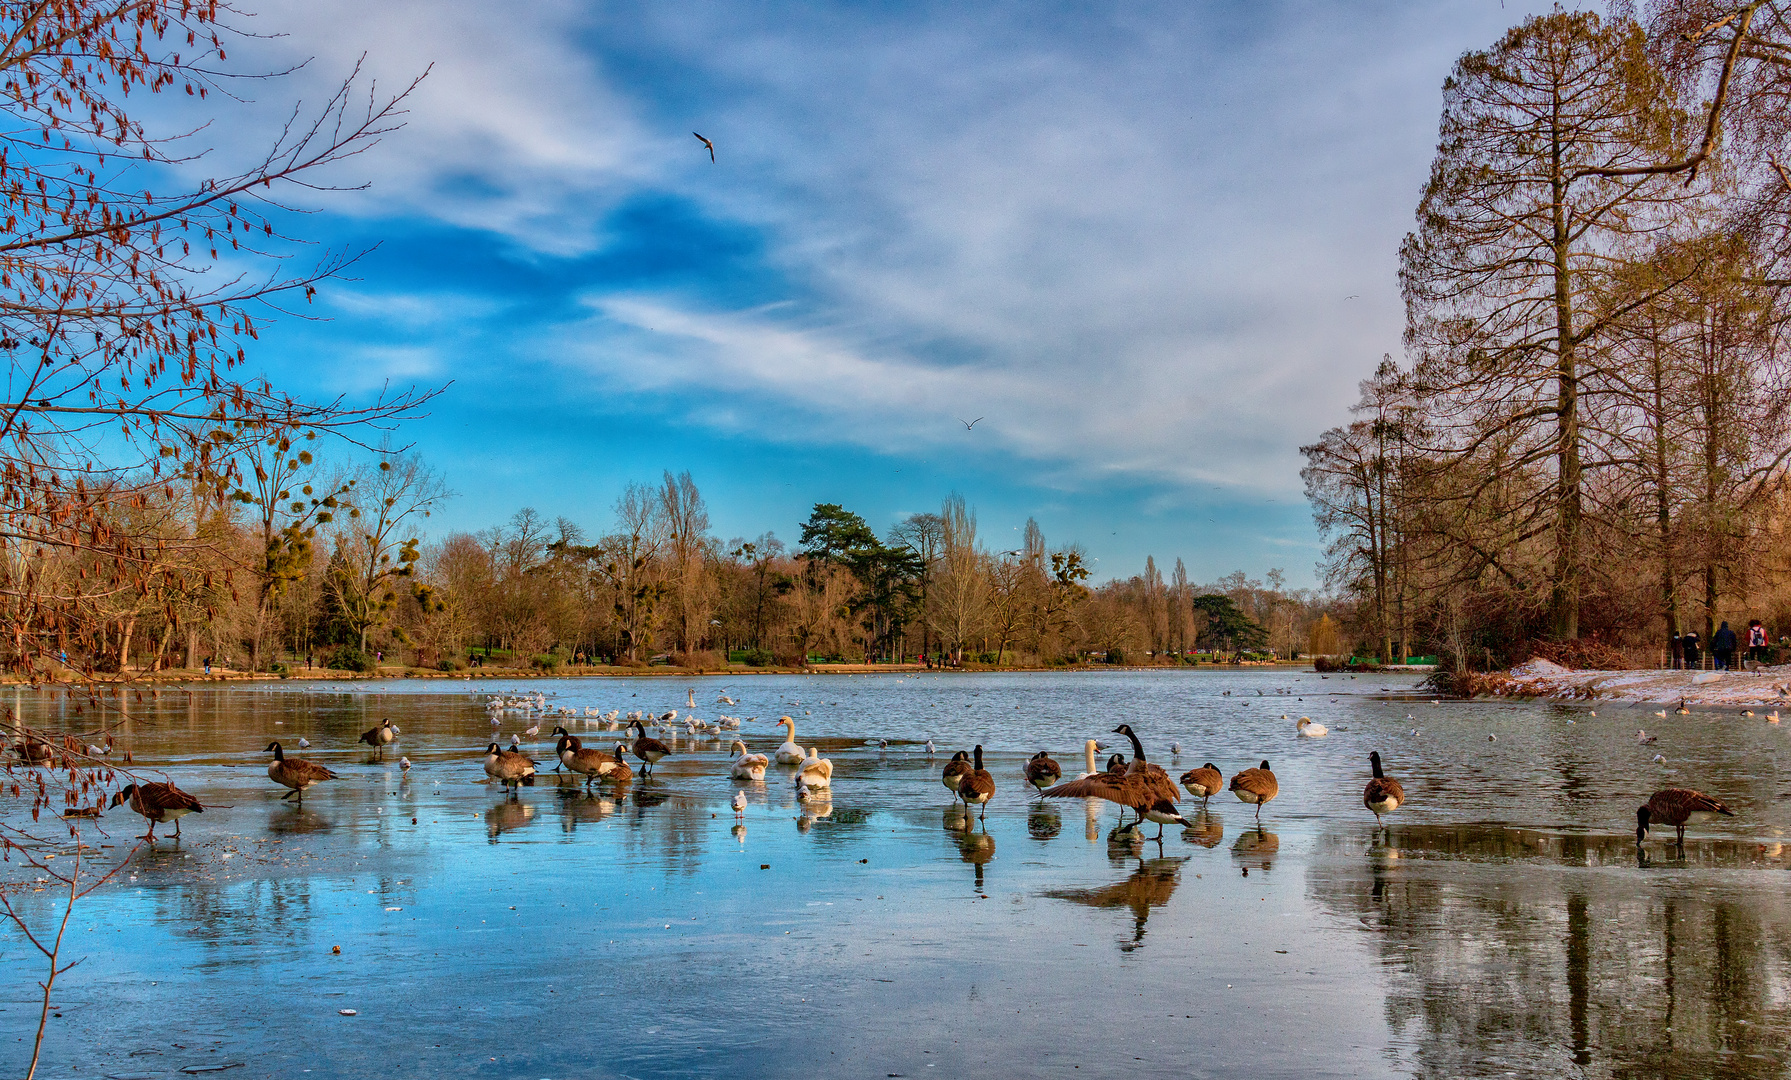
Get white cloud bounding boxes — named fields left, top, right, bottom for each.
left=241, top=1, right=1565, bottom=495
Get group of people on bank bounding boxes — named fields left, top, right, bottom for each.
left=1673, top=618, right=1775, bottom=671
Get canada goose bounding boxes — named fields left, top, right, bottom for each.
left=483, top=742, right=538, bottom=793
left=1139, top=799, right=1189, bottom=841
left=12, top=738, right=52, bottom=765
left=605, top=744, right=633, bottom=784
left=958, top=745, right=995, bottom=822
left=941, top=750, right=973, bottom=802
left=729, top=740, right=770, bottom=781
left=554, top=728, right=617, bottom=787
left=773, top=717, right=805, bottom=765
left=1042, top=727, right=1179, bottom=827
left=1363, top=751, right=1404, bottom=824
left=1229, top=761, right=1279, bottom=821
left=1296, top=717, right=1327, bottom=737
left=1024, top=750, right=1061, bottom=796
left=110, top=781, right=203, bottom=840
left=265, top=742, right=337, bottom=803
left=627, top=719, right=672, bottom=778
left=1180, top=763, right=1223, bottom=806
left=358, top=718, right=398, bottom=750
left=796, top=746, right=833, bottom=791
left=1636, top=788, right=1734, bottom=847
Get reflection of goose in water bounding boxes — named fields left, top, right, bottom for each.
left=1181, top=811, right=1223, bottom=848
left=554, top=788, right=617, bottom=831
left=1231, top=826, right=1280, bottom=873
left=631, top=785, right=668, bottom=809
left=266, top=808, right=333, bottom=835
left=485, top=799, right=537, bottom=840
left=1028, top=803, right=1062, bottom=841
left=943, top=803, right=969, bottom=834
left=1044, top=856, right=1186, bottom=951
left=958, top=827, right=995, bottom=892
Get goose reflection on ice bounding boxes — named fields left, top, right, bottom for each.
left=958, top=828, right=995, bottom=893
left=485, top=800, right=536, bottom=841
left=1181, top=811, right=1223, bottom=849
left=554, top=788, right=617, bottom=832
left=1028, top=804, right=1062, bottom=841
left=1045, top=856, right=1188, bottom=952
left=1232, top=826, right=1279, bottom=874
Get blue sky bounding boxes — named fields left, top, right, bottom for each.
left=228, top=0, right=1561, bottom=586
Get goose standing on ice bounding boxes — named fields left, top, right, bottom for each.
left=628, top=719, right=672, bottom=778
left=1636, top=787, right=1734, bottom=848
left=773, top=717, right=806, bottom=766
left=1229, top=761, right=1279, bottom=821
left=484, top=742, right=538, bottom=794
left=554, top=728, right=618, bottom=787
left=1024, top=750, right=1061, bottom=797
left=1179, top=763, right=1224, bottom=807
left=110, top=782, right=203, bottom=841
left=265, top=742, right=337, bottom=803
left=358, top=718, right=399, bottom=752
left=729, top=740, right=770, bottom=781
left=941, top=750, right=972, bottom=802
left=958, top=745, right=995, bottom=823
left=1363, top=751, right=1404, bottom=824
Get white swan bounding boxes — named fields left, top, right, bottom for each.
left=1078, top=738, right=1098, bottom=779
left=729, top=740, right=769, bottom=781
left=773, top=716, right=806, bottom=765
left=796, top=746, right=833, bottom=791
left=1297, top=717, right=1328, bottom=737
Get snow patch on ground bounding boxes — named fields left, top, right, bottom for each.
left=1495, top=658, right=1791, bottom=705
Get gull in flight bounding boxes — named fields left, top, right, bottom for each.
left=959, top=416, right=983, bottom=430
left=693, top=132, right=715, bottom=162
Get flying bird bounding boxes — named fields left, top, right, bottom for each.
left=959, top=416, right=983, bottom=430
left=693, top=132, right=715, bottom=162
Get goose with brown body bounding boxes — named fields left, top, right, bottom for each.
left=553, top=727, right=617, bottom=787
left=941, top=750, right=972, bottom=802
left=605, top=744, right=634, bottom=784
left=1229, top=760, right=1278, bottom=821
left=1363, top=751, right=1404, bottom=824
left=265, top=741, right=337, bottom=803
left=110, top=781, right=203, bottom=840
left=627, top=719, right=671, bottom=778
left=1180, top=763, right=1223, bottom=807
left=1023, top=750, right=1061, bottom=797
left=484, top=741, right=538, bottom=793
left=1636, top=788, right=1734, bottom=847
left=358, top=718, right=398, bottom=751
left=1041, top=726, right=1179, bottom=827
left=958, top=745, right=996, bottom=822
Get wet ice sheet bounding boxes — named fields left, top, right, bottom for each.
left=3, top=671, right=1790, bottom=1078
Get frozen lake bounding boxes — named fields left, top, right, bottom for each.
left=3, top=669, right=1790, bottom=1078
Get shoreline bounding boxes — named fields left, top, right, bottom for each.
left=1476, top=658, right=1791, bottom=707
left=0, top=659, right=1326, bottom=686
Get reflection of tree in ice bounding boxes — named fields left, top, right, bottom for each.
left=1307, top=823, right=1791, bottom=1078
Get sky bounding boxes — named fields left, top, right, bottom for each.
left=209, top=0, right=1565, bottom=587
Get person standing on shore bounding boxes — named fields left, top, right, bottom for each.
left=1713, top=622, right=1738, bottom=671
left=1683, top=631, right=1701, bottom=669
left=1748, top=620, right=1768, bottom=665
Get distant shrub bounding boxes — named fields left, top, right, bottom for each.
left=741, top=648, right=775, bottom=668
left=531, top=654, right=561, bottom=671
left=270, top=662, right=291, bottom=678
left=327, top=647, right=375, bottom=673
left=437, top=658, right=465, bottom=672
left=1106, top=648, right=1125, bottom=665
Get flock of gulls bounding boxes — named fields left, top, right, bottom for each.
left=33, top=685, right=1740, bottom=854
